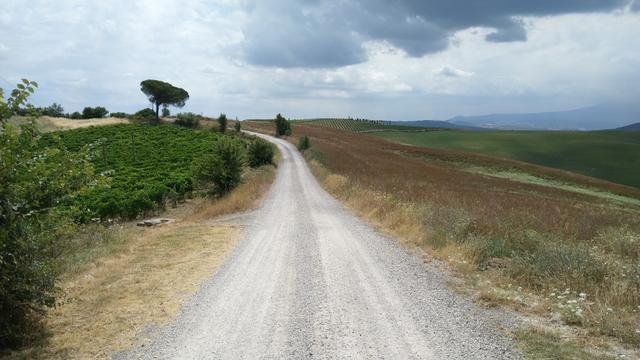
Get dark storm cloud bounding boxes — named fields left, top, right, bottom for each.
left=242, top=0, right=632, bottom=68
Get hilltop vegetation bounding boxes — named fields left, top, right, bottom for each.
left=295, top=118, right=425, bottom=132
left=375, top=130, right=640, bottom=189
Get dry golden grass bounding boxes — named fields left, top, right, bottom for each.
left=5, top=164, right=277, bottom=359
left=38, top=116, right=130, bottom=131
left=243, top=121, right=640, bottom=353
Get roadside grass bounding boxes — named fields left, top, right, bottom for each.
left=243, top=121, right=640, bottom=356
left=2, top=164, right=276, bottom=359
left=515, top=327, right=616, bottom=360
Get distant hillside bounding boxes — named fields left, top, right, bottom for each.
left=295, top=118, right=421, bottom=132
left=615, top=122, right=640, bottom=131
left=449, top=102, right=640, bottom=130
left=388, top=120, right=481, bottom=130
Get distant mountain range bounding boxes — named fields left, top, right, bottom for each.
left=388, top=120, right=482, bottom=130
left=393, top=102, right=640, bottom=131
left=616, top=122, right=640, bottom=131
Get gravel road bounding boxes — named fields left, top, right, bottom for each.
left=125, top=132, right=519, bottom=359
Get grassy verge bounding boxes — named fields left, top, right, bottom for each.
left=514, top=328, right=616, bottom=360
left=308, top=157, right=640, bottom=356
left=3, top=165, right=276, bottom=359
left=254, top=120, right=640, bottom=358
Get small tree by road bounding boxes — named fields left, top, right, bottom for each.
left=274, top=113, right=291, bottom=137
left=140, top=80, right=189, bottom=124
left=218, top=113, right=228, bottom=133
left=298, top=135, right=311, bottom=152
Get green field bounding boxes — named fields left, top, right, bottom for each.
left=374, top=130, right=640, bottom=188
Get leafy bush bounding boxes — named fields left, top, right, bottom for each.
left=218, top=113, right=228, bottom=133
left=131, top=108, right=156, bottom=123
left=235, top=121, right=241, bottom=132
left=193, top=137, right=246, bottom=196
left=110, top=112, right=129, bottom=118
left=274, top=113, right=291, bottom=136
left=248, top=138, right=274, bottom=168
left=1, top=80, right=96, bottom=347
left=70, top=111, right=82, bottom=119
left=297, top=135, right=310, bottom=151
left=81, top=106, right=108, bottom=119
left=161, top=106, right=170, bottom=117
left=174, top=112, right=202, bottom=128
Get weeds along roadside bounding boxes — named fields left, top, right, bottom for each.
left=246, top=120, right=640, bottom=355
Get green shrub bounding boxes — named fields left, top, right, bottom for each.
left=218, top=113, right=228, bottom=133
left=1, top=122, right=95, bottom=347
left=235, top=121, right=241, bottom=132
left=297, top=135, right=310, bottom=151
left=174, top=112, right=202, bottom=128
left=131, top=108, right=156, bottom=123
left=193, top=138, right=246, bottom=196
left=274, top=113, right=291, bottom=136
left=248, top=138, right=274, bottom=168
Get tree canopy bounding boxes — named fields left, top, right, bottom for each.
left=140, top=80, right=189, bottom=124
left=275, top=113, right=291, bottom=136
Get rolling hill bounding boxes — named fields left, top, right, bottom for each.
left=373, top=130, right=640, bottom=189
left=448, top=102, right=640, bottom=130
left=615, top=122, right=640, bottom=131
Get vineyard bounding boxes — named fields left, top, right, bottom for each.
left=38, top=124, right=249, bottom=220
left=296, top=118, right=421, bottom=132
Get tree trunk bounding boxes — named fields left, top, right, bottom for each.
left=155, top=102, right=160, bottom=124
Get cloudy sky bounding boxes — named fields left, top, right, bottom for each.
left=1, top=0, right=639, bottom=120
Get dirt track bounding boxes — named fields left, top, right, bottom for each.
left=125, top=132, right=518, bottom=359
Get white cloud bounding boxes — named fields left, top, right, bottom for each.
left=433, top=66, right=474, bottom=78
left=0, top=1, right=638, bottom=120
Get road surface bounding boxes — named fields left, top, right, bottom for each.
left=125, top=132, right=518, bottom=359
